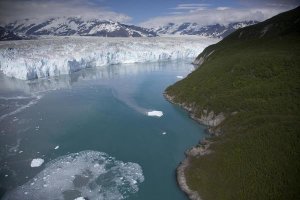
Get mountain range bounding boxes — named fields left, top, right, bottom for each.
left=0, top=17, right=258, bottom=40
left=1, top=17, right=157, bottom=38
left=152, top=21, right=258, bottom=38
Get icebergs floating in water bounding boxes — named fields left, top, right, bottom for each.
left=162, top=132, right=167, bottom=135
left=4, top=150, right=144, bottom=200
left=54, top=145, right=59, bottom=150
left=30, top=158, right=44, bottom=168
left=147, top=110, right=163, bottom=117
left=176, top=75, right=184, bottom=79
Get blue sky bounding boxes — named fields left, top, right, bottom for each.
left=101, top=0, right=238, bottom=23
left=0, top=0, right=299, bottom=26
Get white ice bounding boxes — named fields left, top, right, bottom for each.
left=54, top=146, right=59, bottom=150
left=4, top=150, right=144, bottom=200
left=147, top=110, right=163, bottom=117
left=176, top=75, right=184, bottom=79
left=0, top=37, right=218, bottom=80
left=162, top=132, right=167, bottom=135
left=30, top=158, right=44, bottom=167
left=74, top=197, right=85, bottom=200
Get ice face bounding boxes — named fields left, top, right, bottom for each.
left=4, top=150, right=144, bottom=200
left=0, top=37, right=219, bottom=80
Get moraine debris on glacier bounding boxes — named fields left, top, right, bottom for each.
left=0, top=37, right=218, bottom=80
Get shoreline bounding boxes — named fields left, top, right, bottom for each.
left=163, top=93, right=225, bottom=200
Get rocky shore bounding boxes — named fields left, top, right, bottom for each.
left=163, top=93, right=225, bottom=200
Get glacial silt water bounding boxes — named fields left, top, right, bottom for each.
left=0, top=60, right=206, bottom=200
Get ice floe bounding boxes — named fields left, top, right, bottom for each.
left=30, top=158, right=44, bottom=167
left=147, top=110, right=163, bottom=117
left=4, top=150, right=144, bottom=200
left=176, top=75, right=184, bottom=79
left=54, top=146, right=59, bottom=150
left=74, top=197, right=85, bottom=200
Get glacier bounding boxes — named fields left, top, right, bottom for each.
left=0, top=36, right=218, bottom=80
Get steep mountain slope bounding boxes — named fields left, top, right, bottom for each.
left=0, top=26, right=22, bottom=41
left=2, top=17, right=157, bottom=37
left=166, top=6, right=300, bottom=200
left=154, top=21, right=258, bottom=38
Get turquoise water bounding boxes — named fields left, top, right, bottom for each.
left=0, top=61, right=206, bottom=200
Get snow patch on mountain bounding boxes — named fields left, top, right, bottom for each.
left=0, top=37, right=219, bottom=80
left=152, top=21, right=258, bottom=38
left=2, top=17, right=157, bottom=37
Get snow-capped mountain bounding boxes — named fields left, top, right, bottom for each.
left=2, top=17, right=157, bottom=37
left=1, top=17, right=258, bottom=39
left=0, top=26, right=22, bottom=41
left=153, top=21, right=258, bottom=38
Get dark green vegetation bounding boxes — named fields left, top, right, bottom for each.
left=166, top=7, right=300, bottom=200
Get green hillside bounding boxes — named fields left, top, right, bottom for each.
left=166, top=7, right=300, bottom=200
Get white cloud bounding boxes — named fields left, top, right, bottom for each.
left=171, top=3, right=210, bottom=10
left=140, top=5, right=297, bottom=28
left=0, top=0, right=131, bottom=23
left=216, top=7, right=230, bottom=10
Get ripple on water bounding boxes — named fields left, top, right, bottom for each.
left=4, top=150, right=144, bottom=200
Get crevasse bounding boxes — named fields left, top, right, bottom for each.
left=0, top=36, right=218, bottom=80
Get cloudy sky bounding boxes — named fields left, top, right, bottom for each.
left=0, top=0, right=299, bottom=27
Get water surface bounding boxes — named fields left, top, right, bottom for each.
left=0, top=60, right=206, bottom=200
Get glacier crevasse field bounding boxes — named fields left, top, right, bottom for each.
left=0, top=37, right=218, bottom=80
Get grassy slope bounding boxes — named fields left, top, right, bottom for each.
left=166, top=7, right=300, bottom=200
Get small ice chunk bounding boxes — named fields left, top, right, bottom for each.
left=12, top=118, right=18, bottom=122
left=54, top=146, right=59, bottom=150
left=74, top=197, right=85, bottom=200
left=162, top=132, right=167, bottom=135
left=176, top=76, right=184, bottom=79
left=5, top=174, right=8, bottom=177
left=147, top=111, right=163, bottom=117
left=24, top=192, right=28, bottom=195
left=19, top=151, right=23, bottom=153
left=30, top=158, right=44, bottom=167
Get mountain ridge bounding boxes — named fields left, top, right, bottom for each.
left=152, top=21, right=258, bottom=38
left=0, top=26, right=23, bottom=41
left=2, top=17, right=157, bottom=37
left=1, top=17, right=258, bottom=40
left=166, top=6, right=300, bottom=200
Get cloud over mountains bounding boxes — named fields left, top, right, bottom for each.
left=140, top=3, right=296, bottom=28
left=0, top=0, right=131, bottom=23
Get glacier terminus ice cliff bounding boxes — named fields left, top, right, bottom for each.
left=0, top=37, right=218, bottom=80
